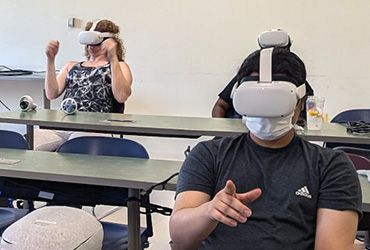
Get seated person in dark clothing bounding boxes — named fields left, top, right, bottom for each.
left=212, top=29, right=314, bottom=126
left=170, top=48, right=361, bottom=250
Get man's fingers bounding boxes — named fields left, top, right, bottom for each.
left=223, top=180, right=236, bottom=196
left=209, top=204, right=242, bottom=227
left=237, top=188, right=262, bottom=203
left=208, top=182, right=262, bottom=228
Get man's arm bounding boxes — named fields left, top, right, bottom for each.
left=212, top=98, right=231, bottom=117
left=212, top=76, right=238, bottom=117
left=314, top=208, right=359, bottom=250
left=170, top=191, right=217, bottom=250
left=170, top=180, right=261, bottom=250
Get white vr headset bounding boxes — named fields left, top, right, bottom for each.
left=78, top=20, right=115, bottom=45
left=258, top=29, right=291, bottom=49
left=232, top=48, right=306, bottom=118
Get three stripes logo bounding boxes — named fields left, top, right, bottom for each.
left=295, top=186, right=312, bottom=199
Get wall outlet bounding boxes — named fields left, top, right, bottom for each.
left=68, top=17, right=75, bottom=27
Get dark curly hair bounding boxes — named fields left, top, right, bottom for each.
left=236, top=48, right=306, bottom=87
left=84, top=19, right=126, bottom=61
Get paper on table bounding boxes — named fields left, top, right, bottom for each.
left=357, top=169, right=370, bottom=183
left=0, top=158, right=21, bottom=165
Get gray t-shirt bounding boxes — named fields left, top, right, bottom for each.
left=176, top=133, right=362, bottom=250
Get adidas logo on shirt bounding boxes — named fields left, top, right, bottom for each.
left=295, top=186, right=312, bottom=199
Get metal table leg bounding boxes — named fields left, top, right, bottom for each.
left=128, top=188, right=141, bottom=250
left=43, top=89, right=50, bottom=109
left=26, top=124, right=34, bottom=150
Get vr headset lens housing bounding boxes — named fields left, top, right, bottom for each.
left=232, top=48, right=306, bottom=118
left=78, top=31, right=114, bottom=45
left=233, top=78, right=305, bottom=117
left=78, top=20, right=115, bottom=45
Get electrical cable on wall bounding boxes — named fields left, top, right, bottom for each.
left=0, top=99, right=11, bottom=111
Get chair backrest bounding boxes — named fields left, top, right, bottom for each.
left=330, top=109, right=370, bottom=123
left=112, top=99, right=125, bottom=114
left=0, top=130, right=30, bottom=225
left=333, top=146, right=370, bottom=160
left=56, top=136, right=149, bottom=158
left=0, top=130, right=29, bottom=150
left=347, top=153, right=370, bottom=231
left=56, top=136, right=153, bottom=238
left=326, top=109, right=370, bottom=150
left=347, top=153, right=370, bottom=170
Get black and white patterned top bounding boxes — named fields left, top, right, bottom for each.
left=63, top=62, right=114, bottom=113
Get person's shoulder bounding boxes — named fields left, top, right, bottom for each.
left=118, top=61, right=131, bottom=71
left=65, top=61, right=79, bottom=66
left=64, top=61, right=79, bottom=71
left=304, top=80, right=314, bottom=96
left=118, top=60, right=129, bottom=66
left=297, top=136, right=351, bottom=165
left=206, top=134, right=247, bottom=150
left=297, top=136, right=336, bottom=154
left=194, top=134, right=246, bottom=149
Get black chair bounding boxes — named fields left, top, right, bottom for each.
left=0, top=129, right=29, bottom=150
left=56, top=136, right=153, bottom=250
left=333, top=146, right=370, bottom=160
left=325, top=109, right=370, bottom=150
left=113, top=99, right=125, bottom=114
left=0, top=129, right=29, bottom=207
left=0, top=130, right=30, bottom=234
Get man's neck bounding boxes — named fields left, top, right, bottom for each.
left=250, top=129, right=295, bottom=148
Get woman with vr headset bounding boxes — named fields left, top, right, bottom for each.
left=170, top=48, right=361, bottom=250
left=34, top=19, right=132, bottom=151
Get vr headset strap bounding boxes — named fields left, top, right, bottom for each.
left=259, top=47, right=273, bottom=83
left=90, top=19, right=102, bottom=31
left=296, top=84, right=306, bottom=99
left=90, top=19, right=116, bottom=39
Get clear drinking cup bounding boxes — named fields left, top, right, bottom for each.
left=306, top=96, right=325, bottom=130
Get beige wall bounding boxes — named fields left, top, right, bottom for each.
left=0, top=0, right=369, bottom=122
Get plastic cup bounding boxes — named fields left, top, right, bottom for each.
left=306, top=96, right=325, bottom=130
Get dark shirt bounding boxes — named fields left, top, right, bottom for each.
left=177, top=133, right=362, bottom=250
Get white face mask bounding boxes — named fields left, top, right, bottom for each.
left=242, top=112, right=294, bottom=141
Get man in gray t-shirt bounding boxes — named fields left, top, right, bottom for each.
left=170, top=48, right=362, bottom=250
